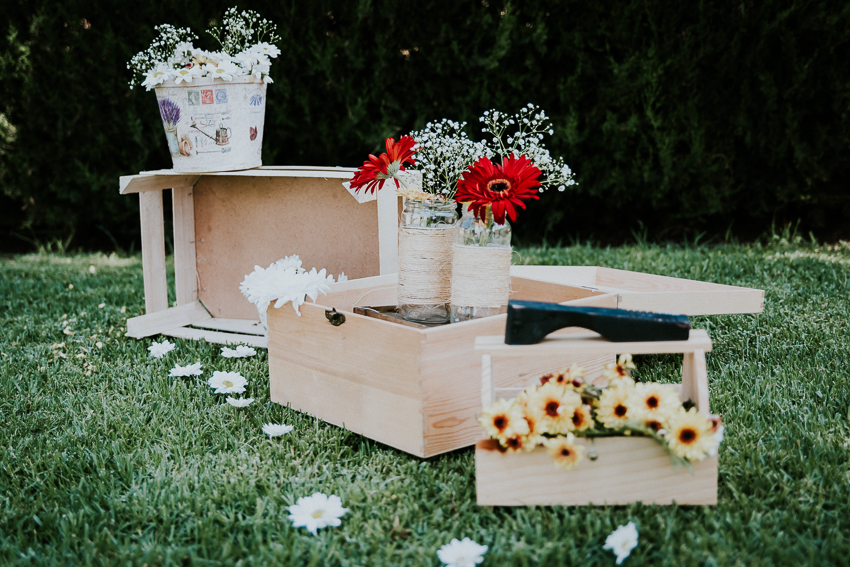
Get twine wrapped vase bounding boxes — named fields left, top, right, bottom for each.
left=450, top=204, right=512, bottom=322
left=397, top=199, right=458, bottom=323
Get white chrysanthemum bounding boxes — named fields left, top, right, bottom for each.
left=169, top=361, right=203, bottom=377
left=172, top=66, right=203, bottom=84
left=204, top=59, right=241, bottom=81
left=207, top=371, right=247, bottom=394
left=262, top=423, right=293, bottom=437
left=250, top=42, right=281, bottom=58
left=226, top=396, right=254, bottom=408
left=288, top=493, right=348, bottom=535
left=240, top=256, right=334, bottom=329
left=437, top=537, right=489, bottom=567
left=148, top=340, right=175, bottom=358
left=141, top=64, right=172, bottom=90
left=221, top=345, right=257, bottom=358
left=603, top=521, right=639, bottom=565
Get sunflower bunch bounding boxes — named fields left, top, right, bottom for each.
left=478, top=355, right=725, bottom=470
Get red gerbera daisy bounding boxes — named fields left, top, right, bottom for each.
left=455, top=154, right=542, bottom=224
left=349, top=136, right=417, bottom=194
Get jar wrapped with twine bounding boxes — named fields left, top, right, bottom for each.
left=450, top=203, right=512, bottom=322
left=397, top=199, right=458, bottom=323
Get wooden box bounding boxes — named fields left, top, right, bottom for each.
left=266, top=274, right=621, bottom=458
left=474, top=330, right=718, bottom=506
left=119, top=167, right=400, bottom=347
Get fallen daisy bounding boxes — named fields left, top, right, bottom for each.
left=207, top=371, right=247, bottom=394
left=148, top=340, right=176, bottom=358
left=437, top=537, right=488, bottom=567
left=288, top=492, right=348, bottom=535
left=169, top=361, right=203, bottom=377
left=603, top=521, right=639, bottom=565
left=221, top=345, right=257, bottom=358
left=226, top=396, right=254, bottom=408
left=262, top=423, right=293, bottom=437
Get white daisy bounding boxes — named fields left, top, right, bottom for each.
left=204, top=59, right=241, bottom=81
left=141, top=64, right=173, bottom=90
left=262, top=423, right=293, bottom=437
left=437, top=537, right=489, bottom=567
left=207, top=371, right=247, bottom=394
left=221, top=345, right=257, bottom=358
left=603, top=521, right=639, bottom=565
left=148, top=340, right=175, bottom=358
left=172, top=66, right=202, bottom=84
left=169, top=361, right=203, bottom=377
left=287, top=493, right=348, bottom=535
left=250, top=42, right=281, bottom=58
left=226, top=397, right=254, bottom=408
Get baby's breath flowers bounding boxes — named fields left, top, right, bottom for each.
left=409, top=119, right=491, bottom=199
left=128, top=8, right=280, bottom=90
left=478, top=358, right=723, bottom=468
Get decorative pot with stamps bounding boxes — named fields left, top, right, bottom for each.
left=154, top=75, right=267, bottom=173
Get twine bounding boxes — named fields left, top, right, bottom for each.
left=397, top=226, right=455, bottom=305
left=450, top=244, right=512, bottom=307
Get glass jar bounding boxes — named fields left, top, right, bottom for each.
left=451, top=204, right=512, bottom=323
left=398, top=199, right=458, bottom=323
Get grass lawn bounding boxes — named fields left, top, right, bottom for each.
left=1, top=242, right=849, bottom=565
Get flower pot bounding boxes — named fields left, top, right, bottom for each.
left=153, top=76, right=267, bottom=173
left=450, top=204, right=512, bottom=322
left=397, top=199, right=458, bottom=323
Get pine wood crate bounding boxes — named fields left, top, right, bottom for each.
left=474, top=330, right=717, bottom=506
left=119, top=166, right=400, bottom=347
left=267, top=274, right=621, bottom=458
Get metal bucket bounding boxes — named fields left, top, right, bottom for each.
left=153, top=76, right=267, bottom=173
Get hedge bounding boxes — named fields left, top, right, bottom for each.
left=1, top=0, right=849, bottom=250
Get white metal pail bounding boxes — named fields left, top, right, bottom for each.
left=154, top=76, right=267, bottom=172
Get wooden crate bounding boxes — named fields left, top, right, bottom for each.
left=474, top=330, right=717, bottom=506
left=511, top=265, right=764, bottom=315
left=119, top=166, right=400, bottom=347
left=266, top=274, right=621, bottom=458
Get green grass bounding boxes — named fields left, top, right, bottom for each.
left=1, top=243, right=849, bottom=566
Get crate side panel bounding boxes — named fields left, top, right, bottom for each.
left=194, top=176, right=382, bottom=319
left=509, top=276, right=603, bottom=303
left=475, top=438, right=717, bottom=506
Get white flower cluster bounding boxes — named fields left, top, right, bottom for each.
left=409, top=119, right=492, bottom=199
left=480, top=104, right=577, bottom=192
left=128, top=9, right=280, bottom=90
left=239, top=255, right=339, bottom=329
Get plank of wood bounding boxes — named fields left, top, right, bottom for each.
left=138, top=190, right=169, bottom=314
left=616, top=290, right=764, bottom=316
left=682, top=349, right=710, bottom=414
left=509, top=276, right=605, bottom=303
left=474, top=329, right=713, bottom=357
left=475, top=437, right=717, bottom=505
left=126, top=300, right=211, bottom=338
left=492, top=383, right=685, bottom=402
left=163, top=326, right=268, bottom=348
left=172, top=185, right=198, bottom=305
left=120, top=174, right=199, bottom=195
left=191, top=318, right=265, bottom=336
left=511, top=265, right=599, bottom=287
left=377, top=187, right=400, bottom=275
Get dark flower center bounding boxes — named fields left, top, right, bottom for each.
left=493, top=416, right=507, bottom=431
left=646, top=420, right=662, bottom=432
left=506, top=436, right=522, bottom=449
left=561, top=448, right=571, bottom=457
left=679, top=428, right=697, bottom=444
left=647, top=396, right=659, bottom=409
left=545, top=401, right=560, bottom=417
left=572, top=412, right=584, bottom=427
left=614, top=404, right=627, bottom=417
left=486, top=178, right=512, bottom=197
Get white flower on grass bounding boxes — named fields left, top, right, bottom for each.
left=603, top=521, right=639, bottom=564
left=148, top=340, right=176, bottom=358
left=207, top=371, right=247, bottom=394
left=221, top=345, right=257, bottom=358
left=288, top=493, right=348, bottom=535
left=226, top=397, right=254, bottom=407
left=169, top=361, right=203, bottom=377
left=262, top=423, right=293, bottom=437
left=437, top=537, right=488, bottom=567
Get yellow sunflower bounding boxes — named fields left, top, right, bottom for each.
left=545, top=434, right=585, bottom=470
left=595, top=383, right=638, bottom=429
left=478, top=398, right=529, bottom=442
left=629, top=382, right=680, bottom=427
left=526, top=382, right=583, bottom=435
left=666, top=407, right=715, bottom=461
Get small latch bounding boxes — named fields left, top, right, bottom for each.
left=325, top=308, right=346, bottom=326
